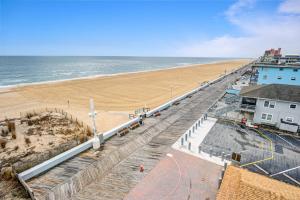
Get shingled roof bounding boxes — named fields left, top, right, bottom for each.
left=240, top=84, right=300, bottom=103
left=217, top=166, right=300, bottom=200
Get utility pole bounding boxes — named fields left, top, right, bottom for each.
left=89, top=99, right=102, bottom=150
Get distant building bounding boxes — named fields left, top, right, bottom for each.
left=255, top=63, right=300, bottom=86
left=281, top=54, right=300, bottom=64
left=240, top=84, right=300, bottom=133
left=260, top=48, right=300, bottom=65
left=261, top=48, right=282, bottom=63
left=264, top=48, right=282, bottom=57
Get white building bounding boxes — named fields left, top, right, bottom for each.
left=240, top=84, right=300, bottom=133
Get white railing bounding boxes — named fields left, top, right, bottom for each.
left=18, top=117, right=140, bottom=181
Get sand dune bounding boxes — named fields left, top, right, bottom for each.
left=0, top=59, right=250, bottom=132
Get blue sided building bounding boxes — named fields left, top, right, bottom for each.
left=256, top=64, right=300, bottom=86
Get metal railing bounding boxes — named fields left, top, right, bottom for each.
left=240, top=104, right=256, bottom=110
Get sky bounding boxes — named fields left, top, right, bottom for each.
left=0, top=0, right=299, bottom=57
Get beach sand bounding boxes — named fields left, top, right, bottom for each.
left=0, top=59, right=250, bottom=132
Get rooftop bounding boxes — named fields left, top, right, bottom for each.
left=240, top=84, right=300, bottom=103
left=217, top=166, right=300, bottom=200
left=254, top=63, right=300, bottom=68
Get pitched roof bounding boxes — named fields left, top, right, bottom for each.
left=240, top=84, right=300, bottom=103
left=217, top=166, right=300, bottom=200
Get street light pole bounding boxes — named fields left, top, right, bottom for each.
left=89, top=99, right=102, bottom=150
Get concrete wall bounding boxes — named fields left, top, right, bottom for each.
left=253, top=99, right=300, bottom=132
left=257, top=66, right=300, bottom=85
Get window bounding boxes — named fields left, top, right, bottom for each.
left=262, top=113, right=272, bottom=121
left=293, top=69, right=298, bottom=72
left=279, top=68, right=284, bottom=71
left=286, top=117, right=293, bottom=122
left=277, top=76, right=282, bottom=80
left=290, top=104, right=297, bottom=109
left=263, top=75, right=267, bottom=80
left=267, top=114, right=272, bottom=121
left=264, top=100, right=275, bottom=108
left=291, top=77, right=296, bottom=81
left=264, top=101, right=269, bottom=107
left=269, top=102, right=275, bottom=108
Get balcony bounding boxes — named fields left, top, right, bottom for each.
left=240, top=104, right=256, bottom=112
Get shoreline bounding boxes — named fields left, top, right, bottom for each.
left=0, top=59, right=250, bottom=132
left=0, top=58, right=250, bottom=91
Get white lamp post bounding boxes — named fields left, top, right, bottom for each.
left=89, top=99, right=101, bottom=150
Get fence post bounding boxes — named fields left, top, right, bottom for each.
left=218, top=177, right=222, bottom=189
left=221, top=169, right=225, bottom=178
left=221, top=152, right=225, bottom=161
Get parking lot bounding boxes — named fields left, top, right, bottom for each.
left=201, top=119, right=300, bottom=186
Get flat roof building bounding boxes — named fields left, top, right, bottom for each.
left=254, top=63, right=300, bottom=86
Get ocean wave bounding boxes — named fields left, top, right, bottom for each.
left=0, top=56, right=239, bottom=88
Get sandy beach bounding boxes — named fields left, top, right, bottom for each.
left=0, top=59, right=250, bottom=132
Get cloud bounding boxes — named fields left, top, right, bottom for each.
left=278, top=0, right=300, bottom=14
left=179, top=0, right=300, bottom=57
left=225, top=0, right=256, bottom=24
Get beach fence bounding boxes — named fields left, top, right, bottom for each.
left=17, top=62, right=252, bottom=194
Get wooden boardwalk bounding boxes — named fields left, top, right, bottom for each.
left=25, top=67, right=248, bottom=200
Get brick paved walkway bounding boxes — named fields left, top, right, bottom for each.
left=125, top=149, right=222, bottom=200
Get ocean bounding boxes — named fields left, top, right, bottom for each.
left=0, top=56, right=235, bottom=87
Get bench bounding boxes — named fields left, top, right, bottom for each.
left=153, top=112, right=161, bottom=117
left=129, top=122, right=140, bottom=130
left=173, top=101, right=180, bottom=106
left=117, top=128, right=129, bottom=137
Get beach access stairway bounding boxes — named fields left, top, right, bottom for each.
left=24, top=66, right=249, bottom=200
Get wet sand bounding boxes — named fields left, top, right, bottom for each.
left=0, top=59, right=250, bottom=132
